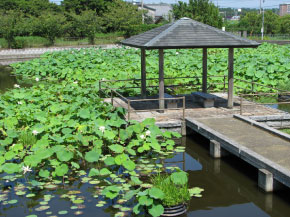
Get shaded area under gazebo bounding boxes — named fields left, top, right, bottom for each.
left=121, top=17, right=260, bottom=109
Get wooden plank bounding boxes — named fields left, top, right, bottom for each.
left=202, top=48, right=208, bottom=93
left=159, top=49, right=164, bottom=110
left=141, top=48, right=146, bottom=98
left=228, top=48, right=234, bottom=108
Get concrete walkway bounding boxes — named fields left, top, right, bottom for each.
left=186, top=116, right=290, bottom=191
left=0, top=44, right=120, bottom=65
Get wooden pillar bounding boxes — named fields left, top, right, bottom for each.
left=228, top=48, right=234, bottom=108
left=159, top=49, right=164, bottom=110
left=141, top=48, right=146, bottom=98
left=202, top=48, right=208, bottom=93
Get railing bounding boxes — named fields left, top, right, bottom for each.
left=99, top=81, right=187, bottom=135
left=99, top=75, right=228, bottom=94
left=235, top=78, right=290, bottom=115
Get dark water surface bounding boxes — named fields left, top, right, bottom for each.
left=0, top=66, right=32, bottom=93
left=1, top=135, right=290, bottom=217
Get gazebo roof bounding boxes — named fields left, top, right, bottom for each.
left=121, top=18, right=260, bottom=49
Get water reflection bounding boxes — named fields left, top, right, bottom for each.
left=1, top=135, right=290, bottom=217
left=0, top=66, right=18, bottom=93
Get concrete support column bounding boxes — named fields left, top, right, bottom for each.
left=210, top=140, right=221, bottom=158
left=141, top=48, right=146, bottom=98
left=202, top=48, right=208, bottom=93
left=258, top=169, right=274, bottom=192
left=159, top=49, right=164, bottom=110
left=228, top=48, right=234, bottom=108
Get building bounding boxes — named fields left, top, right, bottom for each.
left=133, top=2, right=156, bottom=22
left=147, top=4, right=173, bottom=22
left=131, top=2, right=173, bottom=23
left=279, top=3, right=290, bottom=16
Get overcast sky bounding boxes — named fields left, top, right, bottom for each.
left=51, top=1, right=290, bottom=9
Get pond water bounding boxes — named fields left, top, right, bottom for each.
left=1, top=135, right=290, bottom=217
left=0, top=66, right=32, bottom=93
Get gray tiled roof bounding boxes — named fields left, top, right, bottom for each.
left=121, top=18, right=260, bottom=49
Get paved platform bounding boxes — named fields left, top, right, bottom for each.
left=186, top=116, right=290, bottom=190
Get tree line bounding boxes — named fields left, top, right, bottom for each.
left=0, top=0, right=148, bottom=48
left=224, top=10, right=290, bottom=36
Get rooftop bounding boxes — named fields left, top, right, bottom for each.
left=121, top=18, right=260, bottom=49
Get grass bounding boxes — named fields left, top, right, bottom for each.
left=151, top=173, right=190, bottom=207
left=280, top=128, right=290, bottom=135
left=0, top=32, right=124, bottom=49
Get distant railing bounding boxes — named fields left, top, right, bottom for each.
left=235, top=79, right=290, bottom=115
left=99, top=75, right=228, bottom=94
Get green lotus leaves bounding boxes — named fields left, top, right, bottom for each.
left=39, top=169, right=50, bottom=179
left=104, top=156, right=115, bottom=166
left=56, top=149, right=73, bottom=162
left=138, top=195, right=153, bottom=206
left=114, top=153, right=128, bottom=165
left=88, top=168, right=99, bottom=177
left=85, top=150, right=100, bottom=163
left=170, top=171, right=188, bottom=185
left=1, top=163, right=20, bottom=174
left=55, top=164, right=69, bottom=177
left=123, top=160, right=135, bottom=171
left=99, top=168, right=111, bottom=176
left=148, top=187, right=164, bottom=200
left=102, top=185, right=121, bottom=199
left=109, top=144, right=124, bottom=153
left=148, top=204, right=164, bottom=217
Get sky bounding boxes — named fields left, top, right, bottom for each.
left=51, top=1, right=290, bottom=9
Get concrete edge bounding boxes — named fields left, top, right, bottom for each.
left=234, top=115, right=290, bottom=142
left=186, top=117, right=290, bottom=188
left=251, top=115, right=290, bottom=121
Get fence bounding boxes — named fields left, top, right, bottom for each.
left=235, top=78, right=290, bottom=115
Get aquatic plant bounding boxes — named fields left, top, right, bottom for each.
left=11, top=43, right=290, bottom=95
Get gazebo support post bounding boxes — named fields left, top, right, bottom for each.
left=159, top=49, right=164, bottom=111
left=228, top=48, right=234, bottom=108
left=141, top=48, right=146, bottom=98
left=202, top=48, right=208, bottom=93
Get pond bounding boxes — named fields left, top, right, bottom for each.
left=0, top=65, right=34, bottom=93
left=1, top=135, right=290, bottom=217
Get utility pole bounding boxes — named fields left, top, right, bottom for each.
left=260, top=0, right=262, bottom=14
left=261, top=0, right=265, bottom=40
left=141, top=0, right=144, bottom=24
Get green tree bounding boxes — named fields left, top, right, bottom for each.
left=65, top=10, right=101, bottom=44
left=239, top=12, right=260, bottom=35
left=33, top=12, right=66, bottom=45
left=279, top=15, right=290, bottom=35
left=0, top=11, right=21, bottom=48
left=263, top=11, right=280, bottom=34
left=0, top=0, right=59, bottom=16
left=61, top=0, right=113, bottom=15
left=102, top=0, right=142, bottom=32
left=172, top=0, right=223, bottom=28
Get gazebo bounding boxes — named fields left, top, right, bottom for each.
left=121, top=18, right=260, bottom=109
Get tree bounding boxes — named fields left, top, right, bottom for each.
left=33, top=12, right=66, bottom=45
left=239, top=12, right=260, bottom=35
left=0, top=0, right=59, bottom=16
left=0, top=11, right=21, bottom=48
left=279, top=15, right=290, bottom=35
left=102, top=0, right=142, bottom=32
left=61, top=0, right=113, bottom=15
left=172, top=0, right=223, bottom=28
left=263, top=11, right=280, bottom=34
left=66, top=10, right=101, bottom=44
